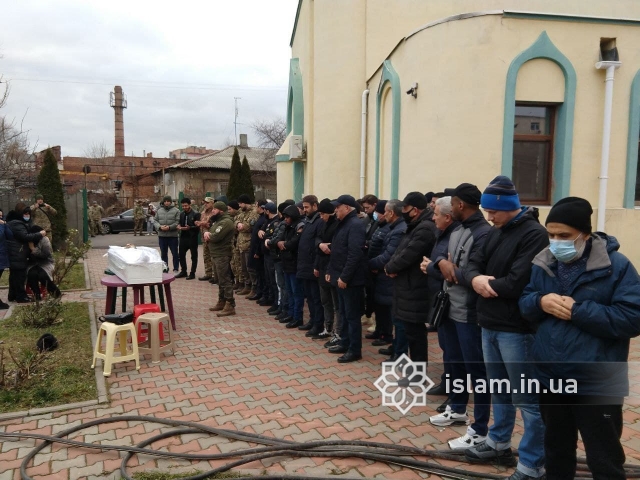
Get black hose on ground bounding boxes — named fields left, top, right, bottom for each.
left=1, top=415, right=639, bottom=480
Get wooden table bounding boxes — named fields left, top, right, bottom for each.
left=100, top=273, right=176, bottom=330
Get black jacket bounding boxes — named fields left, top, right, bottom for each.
left=425, top=221, right=459, bottom=295
left=6, top=210, right=43, bottom=270
left=314, top=215, right=338, bottom=283
left=179, top=209, right=201, bottom=238
left=464, top=207, right=549, bottom=333
left=280, top=205, right=303, bottom=274
left=369, top=218, right=407, bottom=306
left=385, top=209, right=437, bottom=323
left=327, top=210, right=366, bottom=288
left=262, top=215, right=280, bottom=257
left=297, top=211, right=324, bottom=280
left=248, top=214, right=268, bottom=269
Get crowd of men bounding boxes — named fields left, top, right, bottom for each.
left=149, top=176, right=640, bottom=480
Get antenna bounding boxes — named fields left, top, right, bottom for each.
left=234, top=97, right=242, bottom=145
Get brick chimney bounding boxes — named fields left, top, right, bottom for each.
left=239, top=133, right=248, bottom=148
left=110, top=86, right=127, bottom=158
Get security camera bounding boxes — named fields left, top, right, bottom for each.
left=406, top=82, right=418, bottom=98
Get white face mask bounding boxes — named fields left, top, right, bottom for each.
left=373, top=212, right=379, bottom=221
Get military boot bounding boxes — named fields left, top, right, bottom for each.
left=238, top=285, right=252, bottom=296
left=217, top=301, right=236, bottom=317
left=208, top=299, right=226, bottom=312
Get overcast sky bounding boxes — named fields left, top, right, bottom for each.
left=0, top=0, right=298, bottom=157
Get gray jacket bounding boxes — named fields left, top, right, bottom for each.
left=153, top=206, right=180, bottom=237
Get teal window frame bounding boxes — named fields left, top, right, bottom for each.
left=374, top=60, right=401, bottom=199
left=624, top=70, right=640, bottom=208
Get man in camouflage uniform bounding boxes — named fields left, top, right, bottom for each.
left=90, top=201, right=105, bottom=236
left=195, top=196, right=216, bottom=282
left=133, top=200, right=145, bottom=236
left=235, top=194, right=259, bottom=296
left=204, top=201, right=236, bottom=317
left=30, top=194, right=58, bottom=243
left=227, top=200, right=243, bottom=290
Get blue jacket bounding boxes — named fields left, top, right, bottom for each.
left=519, top=233, right=640, bottom=397
left=369, top=218, right=406, bottom=306
left=297, top=211, right=324, bottom=280
left=327, top=210, right=366, bottom=288
left=0, top=221, right=14, bottom=270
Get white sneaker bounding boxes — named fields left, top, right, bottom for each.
left=367, top=322, right=377, bottom=332
left=429, top=405, right=470, bottom=426
left=448, top=427, right=486, bottom=450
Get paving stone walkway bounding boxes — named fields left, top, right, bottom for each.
left=1, top=246, right=640, bottom=479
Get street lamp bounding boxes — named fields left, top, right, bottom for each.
left=82, top=165, right=91, bottom=191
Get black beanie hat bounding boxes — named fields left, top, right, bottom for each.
left=238, top=194, right=251, bottom=204
left=453, top=183, right=482, bottom=206
left=546, top=197, right=593, bottom=233
left=228, top=200, right=240, bottom=210
left=402, top=192, right=428, bottom=210
left=375, top=200, right=388, bottom=215
left=317, top=198, right=335, bottom=214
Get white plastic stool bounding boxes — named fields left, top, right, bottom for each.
left=136, top=312, right=175, bottom=364
left=91, top=321, right=140, bottom=376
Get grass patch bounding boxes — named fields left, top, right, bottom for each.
left=0, top=302, right=97, bottom=413
left=131, top=472, right=248, bottom=480
left=0, top=263, right=85, bottom=290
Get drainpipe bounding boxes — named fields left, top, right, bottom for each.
left=360, top=89, right=370, bottom=198
left=595, top=60, right=621, bottom=232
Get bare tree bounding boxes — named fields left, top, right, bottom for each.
left=251, top=117, right=286, bottom=179
left=82, top=141, right=112, bottom=159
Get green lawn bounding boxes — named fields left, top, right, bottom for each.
left=0, top=263, right=85, bottom=290
left=0, top=302, right=97, bottom=413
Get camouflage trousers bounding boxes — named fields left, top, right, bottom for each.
left=89, top=220, right=101, bottom=237
left=202, top=241, right=214, bottom=278
left=212, top=255, right=234, bottom=304
left=231, top=249, right=243, bottom=284
left=134, top=218, right=144, bottom=236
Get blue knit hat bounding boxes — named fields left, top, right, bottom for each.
left=480, top=175, right=521, bottom=211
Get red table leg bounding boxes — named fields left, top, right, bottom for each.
left=164, top=283, right=176, bottom=330
left=105, top=287, right=115, bottom=314
left=133, top=287, right=140, bottom=306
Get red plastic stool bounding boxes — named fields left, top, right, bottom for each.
left=25, top=285, right=48, bottom=300
left=133, top=304, right=164, bottom=343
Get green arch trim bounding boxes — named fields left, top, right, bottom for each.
left=284, top=58, right=305, bottom=200
left=502, top=31, right=576, bottom=203
left=624, top=70, right=640, bottom=209
left=374, top=60, right=402, bottom=198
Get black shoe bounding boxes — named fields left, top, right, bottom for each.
left=275, top=312, right=288, bottom=321
left=338, top=352, right=362, bottom=363
left=267, top=305, right=279, bottom=314
left=198, top=276, right=212, bottom=281
left=186, top=273, right=195, bottom=280
left=258, top=298, right=271, bottom=306
left=305, top=327, right=322, bottom=338
left=365, top=332, right=381, bottom=340
left=209, top=278, right=218, bottom=284
left=324, top=337, right=340, bottom=348
left=247, top=293, right=260, bottom=300
left=378, top=346, right=394, bottom=356
left=269, top=308, right=282, bottom=317
left=16, top=298, right=32, bottom=304
left=298, top=322, right=313, bottom=331
left=428, top=383, right=448, bottom=396
left=505, top=471, right=546, bottom=480
left=328, top=345, right=348, bottom=354
left=372, top=337, right=392, bottom=346
left=7, top=296, right=15, bottom=302
left=286, top=319, right=303, bottom=328
left=175, top=271, right=188, bottom=278
left=464, top=442, right=517, bottom=467
left=436, top=397, right=451, bottom=414
left=0, top=300, right=9, bottom=310
left=312, top=331, right=331, bottom=340
left=279, top=315, right=293, bottom=324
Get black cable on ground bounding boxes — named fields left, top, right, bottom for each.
left=2, top=415, right=640, bottom=480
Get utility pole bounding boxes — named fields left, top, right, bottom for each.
left=234, top=97, right=242, bottom=145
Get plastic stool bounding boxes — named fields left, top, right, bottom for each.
left=136, top=312, right=174, bottom=364
left=133, top=304, right=164, bottom=343
left=91, top=321, right=140, bottom=376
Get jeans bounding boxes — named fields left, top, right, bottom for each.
left=158, top=236, right=179, bottom=271
left=482, top=329, right=545, bottom=477
left=146, top=218, right=154, bottom=234
left=539, top=392, right=625, bottom=480
left=440, top=320, right=490, bottom=436
left=337, top=286, right=364, bottom=355
left=178, top=233, right=198, bottom=274
left=284, top=272, right=304, bottom=320
left=392, top=314, right=408, bottom=355
left=303, top=278, right=324, bottom=328
left=274, top=261, right=287, bottom=311
left=319, top=280, right=339, bottom=333
left=263, top=255, right=278, bottom=302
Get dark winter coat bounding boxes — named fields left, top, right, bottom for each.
left=0, top=220, right=14, bottom=270
left=314, top=215, right=338, bottom=284
left=464, top=207, right=549, bottom=333
left=248, top=214, right=268, bottom=269
left=178, top=209, right=201, bottom=238
left=297, top=211, right=324, bottom=280
left=367, top=221, right=389, bottom=261
left=425, top=221, right=460, bottom=295
left=385, top=209, right=437, bottom=322
left=327, top=209, right=366, bottom=288
left=369, top=218, right=407, bottom=306
left=262, top=215, right=280, bottom=257
left=280, top=205, right=303, bottom=274
left=520, top=234, right=640, bottom=397
left=6, top=210, right=43, bottom=270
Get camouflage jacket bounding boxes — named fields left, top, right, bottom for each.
left=198, top=206, right=215, bottom=234
left=90, top=205, right=104, bottom=221
left=234, top=207, right=258, bottom=252
left=133, top=205, right=145, bottom=220
left=30, top=203, right=57, bottom=232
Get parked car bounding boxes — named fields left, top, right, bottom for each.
left=101, top=208, right=148, bottom=234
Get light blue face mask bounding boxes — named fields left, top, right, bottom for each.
left=549, top=234, right=585, bottom=263
left=23, top=216, right=30, bottom=222
left=373, top=212, right=379, bottom=221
